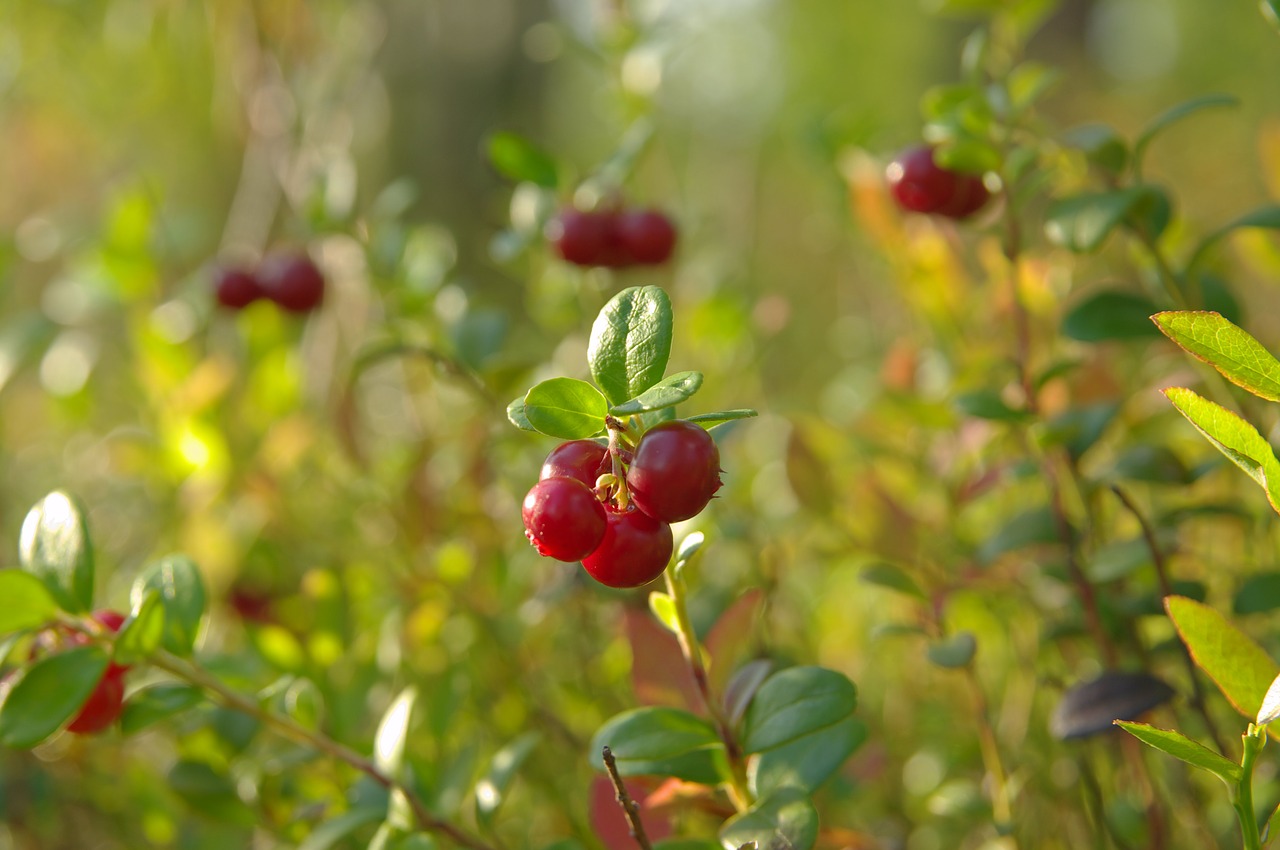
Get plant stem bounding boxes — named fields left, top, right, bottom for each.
left=1109, top=484, right=1229, bottom=755
left=602, top=746, right=654, bottom=850
left=1236, top=724, right=1266, bottom=850
left=662, top=567, right=753, bottom=812
left=962, top=666, right=1018, bottom=844
left=147, top=651, right=500, bottom=850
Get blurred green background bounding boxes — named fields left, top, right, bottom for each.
left=4, top=1, right=1280, bottom=848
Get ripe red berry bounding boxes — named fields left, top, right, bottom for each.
left=548, top=209, right=612, bottom=267
left=541, top=440, right=610, bottom=488
left=581, top=507, right=673, bottom=589
left=66, top=666, right=126, bottom=735
left=214, top=267, right=263, bottom=310
left=259, top=253, right=325, bottom=313
left=626, top=420, right=722, bottom=523
left=617, top=209, right=677, bottom=265
left=523, top=477, right=608, bottom=562
left=886, top=146, right=990, bottom=220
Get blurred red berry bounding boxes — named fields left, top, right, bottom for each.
left=259, top=253, right=325, bottom=313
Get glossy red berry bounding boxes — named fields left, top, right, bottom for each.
left=541, top=440, right=610, bottom=488
left=886, top=146, right=989, bottom=220
left=523, top=477, right=608, bottom=562
left=626, top=420, right=722, bottom=523
left=259, top=253, right=325, bottom=313
left=617, top=210, right=677, bottom=264
left=581, top=508, right=673, bottom=589
left=214, top=267, right=263, bottom=310
left=548, top=209, right=613, bottom=267
left=66, top=666, right=126, bottom=735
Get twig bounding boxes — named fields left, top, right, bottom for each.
left=601, top=746, right=653, bottom=850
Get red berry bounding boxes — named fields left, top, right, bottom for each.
left=66, top=665, right=126, bottom=735
left=523, top=477, right=608, bottom=562
left=548, top=209, right=611, bottom=266
left=626, top=420, right=722, bottom=523
left=259, top=253, right=325, bottom=313
left=214, top=267, right=263, bottom=310
left=886, top=146, right=989, bottom=220
left=541, top=440, right=610, bottom=487
left=617, top=210, right=677, bottom=265
left=581, top=508, right=673, bottom=589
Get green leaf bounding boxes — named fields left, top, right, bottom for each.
left=114, top=589, right=165, bottom=666
left=475, top=732, right=539, bottom=827
left=1165, top=595, right=1279, bottom=721
left=590, top=707, right=726, bottom=785
left=1115, top=721, right=1241, bottom=785
left=168, top=760, right=255, bottom=825
left=375, top=687, right=418, bottom=778
left=1062, top=291, right=1161, bottom=342
left=0, top=570, right=61, bottom=634
left=859, top=562, right=926, bottom=599
left=18, top=490, right=95, bottom=613
left=926, top=632, right=977, bottom=668
left=1086, top=532, right=1175, bottom=583
left=0, top=646, right=108, bottom=748
left=1040, top=402, right=1120, bottom=461
left=1235, top=573, right=1280, bottom=615
left=1187, top=205, right=1280, bottom=275
left=742, top=666, right=858, bottom=754
left=588, top=286, right=674, bottom=407
left=1162, top=387, right=1280, bottom=515
left=298, top=806, right=386, bottom=850
left=1153, top=312, right=1280, bottom=402
left=1111, top=444, right=1192, bottom=484
left=718, top=787, right=819, bottom=850
left=523, top=378, right=608, bottom=440
left=131, top=555, right=206, bottom=656
left=486, top=132, right=559, bottom=188
left=506, top=396, right=535, bottom=432
left=648, top=592, right=680, bottom=634
left=978, top=506, right=1060, bottom=564
left=1064, top=123, right=1129, bottom=175
left=1044, top=188, right=1153, bottom=252
left=1264, top=0, right=1280, bottom=34
left=953, top=390, right=1031, bottom=422
left=675, top=531, right=706, bottom=565
left=751, top=716, right=866, bottom=796
left=119, top=683, right=204, bottom=735
left=1133, top=94, right=1239, bottom=171
left=609, top=371, right=704, bottom=416
left=685, top=409, right=759, bottom=427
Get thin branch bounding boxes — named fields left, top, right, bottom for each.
left=601, top=746, right=654, bottom=850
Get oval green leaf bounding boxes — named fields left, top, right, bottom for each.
left=131, top=555, right=206, bottom=657
left=742, top=666, right=858, bottom=754
left=0, top=646, right=108, bottom=748
left=486, top=132, right=559, bottom=188
left=119, top=683, right=204, bottom=735
left=926, top=632, right=978, bottom=669
left=1064, top=123, right=1128, bottom=175
left=1166, top=595, right=1279, bottom=721
left=718, top=787, right=818, bottom=850
left=1133, top=94, right=1239, bottom=171
left=523, top=378, right=608, bottom=440
left=589, top=707, right=726, bottom=785
left=609, top=371, right=703, bottom=416
left=507, top=396, right=535, bottom=432
left=1234, top=573, right=1280, bottom=615
left=686, top=409, right=759, bottom=427
left=1062, top=290, right=1161, bottom=342
left=1044, top=188, right=1150, bottom=253
left=0, top=570, right=61, bottom=635
left=751, top=715, right=866, bottom=797
left=1115, top=721, right=1241, bottom=785
left=375, top=686, right=418, bottom=778
left=18, top=490, right=95, bottom=613
left=114, top=589, right=166, bottom=666
left=1153, top=312, right=1280, bottom=402
left=588, top=286, right=673, bottom=407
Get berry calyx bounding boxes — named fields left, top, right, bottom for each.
left=617, top=210, right=677, bottom=265
left=213, top=266, right=263, bottom=310
left=259, top=253, right=325, bottom=313
left=540, top=440, right=610, bottom=488
left=581, top=507, right=673, bottom=589
left=886, top=145, right=990, bottom=220
left=626, top=420, right=722, bottom=523
left=523, top=477, right=608, bottom=562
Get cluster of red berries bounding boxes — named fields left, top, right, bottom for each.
left=522, top=420, right=722, bottom=589
left=886, top=145, right=991, bottom=220
left=546, top=207, right=677, bottom=268
left=20, top=610, right=131, bottom=735
left=214, top=252, right=325, bottom=313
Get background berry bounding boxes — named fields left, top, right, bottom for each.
left=522, top=477, right=607, bottom=562
left=626, top=420, right=722, bottom=523
left=214, top=267, right=263, bottom=310
left=259, top=253, right=325, bottom=313
left=617, top=210, right=677, bottom=265
left=886, top=145, right=989, bottom=219
left=581, top=508, right=673, bottom=589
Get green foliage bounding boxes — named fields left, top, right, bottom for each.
left=131, top=555, right=206, bottom=657
left=1166, top=596, right=1279, bottom=720
left=18, top=491, right=95, bottom=613
left=1115, top=722, right=1241, bottom=785
left=588, top=286, right=674, bottom=408
left=590, top=708, right=727, bottom=785
left=0, top=646, right=108, bottom=748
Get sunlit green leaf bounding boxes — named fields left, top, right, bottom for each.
left=475, top=732, right=539, bottom=826
left=1153, top=312, right=1280, bottom=402
left=486, top=132, right=559, bottom=188
left=588, top=286, right=673, bottom=408
left=131, top=555, right=205, bottom=657
left=751, top=716, right=866, bottom=796
left=742, top=666, right=858, bottom=754
left=114, top=589, right=165, bottom=666
left=1116, top=721, right=1240, bottom=784
left=1062, top=290, right=1161, bottom=342
left=0, top=646, right=108, bottom=748
left=119, top=683, right=204, bottom=736
left=375, top=687, right=418, bottom=778
left=610, top=371, right=704, bottom=416
left=648, top=592, right=680, bottom=634
left=926, top=632, right=977, bottom=668
left=685, top=409, right=759, bottom=428
left=1064, top=123, right=1129, bottom=175
left=590, top=707, right=726, bottom=785
left=1166, top=595, right=1279, bottom=721
left=1044, top=187, right=1152, bottom=252
left=19, top=490, right=94, bottom=613
left=507, top=396, right=535, bottom=432
left=719, top=787, right=818, bottom=850
left=523, top=378, right=608, bottom=440
left=0, top=570, right=61, bottom=635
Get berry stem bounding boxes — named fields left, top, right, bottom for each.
left=147, top=650, right=501, bottom=850
left=661, top=566, right=753, bottom=812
